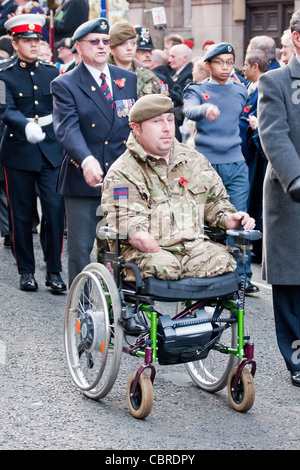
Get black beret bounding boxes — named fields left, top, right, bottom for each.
left=72, top=18, right=109, bottom=42
left=204, top=42, right=235, bottom=62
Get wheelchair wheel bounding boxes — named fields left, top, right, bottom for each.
left=127, top=371, right=154, bottom=419
left=227, top=366, right=255, bottom=412
left=64, top=263, right=123, bottom=400
left=185, top=320, right=239, bottom=392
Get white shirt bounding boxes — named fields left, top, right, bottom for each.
left=83, top=62, right=113, bottom=97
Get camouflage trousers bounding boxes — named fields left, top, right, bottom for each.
left=122, top=240, right=237, bottom=281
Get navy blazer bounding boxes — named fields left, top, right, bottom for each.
left=51, top=62, right=137, bottom=197
left=0, top=58, right=63, bottom=171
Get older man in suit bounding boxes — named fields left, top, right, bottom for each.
left=258, top=9, right=300, bottom=387
left=51, top=18, right=137, bottom=290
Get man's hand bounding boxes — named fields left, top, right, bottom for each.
left=225, top=211, right=255, bottom=230
left=205, top=104, right=220, bottom=121
left=129, top=231, right=160, bottom=253
left=82, top=158, right=103, bottom=187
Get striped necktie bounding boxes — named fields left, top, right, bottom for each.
left=100, top=73, right=114, bottom=108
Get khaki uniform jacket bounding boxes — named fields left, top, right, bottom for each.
left=101, top=132, right=237, bottom=252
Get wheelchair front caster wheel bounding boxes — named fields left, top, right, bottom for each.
left=227, top=366, right=255, bottom=412
left=127, top=371, right=154, bottom=419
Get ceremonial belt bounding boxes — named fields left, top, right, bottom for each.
left=27, top=114, right=53, bottom=127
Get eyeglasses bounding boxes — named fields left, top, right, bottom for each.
left=79, top=38, right=111, bottom=46
left=210, top=59, right=234, bottom=67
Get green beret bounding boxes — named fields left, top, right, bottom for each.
left=109, top=20, right=136, bottom=47
left=129, top=94, right=174, bottom=123
left=204, top=42, right=235, bottom=62
left=72, top=18, right=109, bottom=42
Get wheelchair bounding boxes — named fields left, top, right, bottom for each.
left=64, top=225, right=262, bottom=419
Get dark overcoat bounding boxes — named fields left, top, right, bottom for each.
left=258, top=55, right=300, bottom=285
left=51, top=61, right=137, bottom=197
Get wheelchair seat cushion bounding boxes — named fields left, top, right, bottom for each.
left=138, top=271, right=240, bottom=301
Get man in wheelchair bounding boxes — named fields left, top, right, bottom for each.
left=101, top=94, right=255, bottom=334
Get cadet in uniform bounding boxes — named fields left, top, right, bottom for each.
left=101, top=94, right=256, bottom=282
left=109, top=20, right=162, bottom=98
left=0, top=14, right=66, bottom=292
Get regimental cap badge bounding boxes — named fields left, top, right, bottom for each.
left=135, top=25, right=155, bottom=50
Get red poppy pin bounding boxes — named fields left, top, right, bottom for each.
left=244, top=105, right=252, bottom=113
left=114, top=78, right=126, bottom=88
left=179, top=177, right=188, bottom=187
left=201, top=93, right=210, bottom=101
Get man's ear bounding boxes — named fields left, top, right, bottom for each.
left=291, top=30, right=300, bottom=49
left=131, top=121, right=141, bottom=137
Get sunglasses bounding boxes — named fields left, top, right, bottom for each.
left=80, top=38, right=111, bottom=46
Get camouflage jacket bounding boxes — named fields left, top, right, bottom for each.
left=101, top=133, right=237, bottom=252
left=109, top=56, right=162, bottom=97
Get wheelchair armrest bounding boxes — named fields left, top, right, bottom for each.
left=203, top=224, right=226, bottom=242
left=122, top=262, right=143, bottom=293
left=97, top=225, right=129, bottom=241
left=226, top=229, right=262, bottom=245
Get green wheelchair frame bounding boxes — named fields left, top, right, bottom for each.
left=64, top=226, right=261, bottom=419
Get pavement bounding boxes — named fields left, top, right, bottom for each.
left=0, top=234, right=299, bottom=451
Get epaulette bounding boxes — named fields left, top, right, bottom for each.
left=0, top=55, right=17, bottom=72
left=38, top=60, right=57, bottom=68
left=0, top=62, right=15, bottom=73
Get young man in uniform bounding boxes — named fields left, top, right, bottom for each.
left=0, top=14, right=66, bottom=292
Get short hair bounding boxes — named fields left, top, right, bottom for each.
left=290, top=9, right=300, bottom=33
left=245, top=49, right=270, bottom=73
left=164, top=34, right=184, bottom=46
left=248, top=35, right=276, bottom=61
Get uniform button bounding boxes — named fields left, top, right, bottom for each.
left=33, top=85, right=38, bottom=90
left=104, top=141, right=108, bottom=145
left=91, top=123, right=95, bottom=127
left=105, top=162, right=109, bottom=167
left=34, top=100, right=39, bottom=105
left=9, top=133, right=13, bottom=137
left=19, top=93, right=23, bottom=97
left=30, top=71, right=34, bottom=76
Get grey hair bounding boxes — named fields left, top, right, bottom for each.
left=248, top=35, right=276, bottom=61
left=290, top=9, right=300, bottom=33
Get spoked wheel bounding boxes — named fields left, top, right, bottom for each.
left=227, top=366, right=255, bottom=412
left=127, top=371, right=154, bottom=419
left=185, top=319, right=239, bottom=392
left=64, top=263, right=123, bottom=400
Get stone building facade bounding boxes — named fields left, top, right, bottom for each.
left=128, top=0, right=300, bottom=69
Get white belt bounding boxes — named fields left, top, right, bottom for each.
left=27, top=114, right=53, bottom=127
